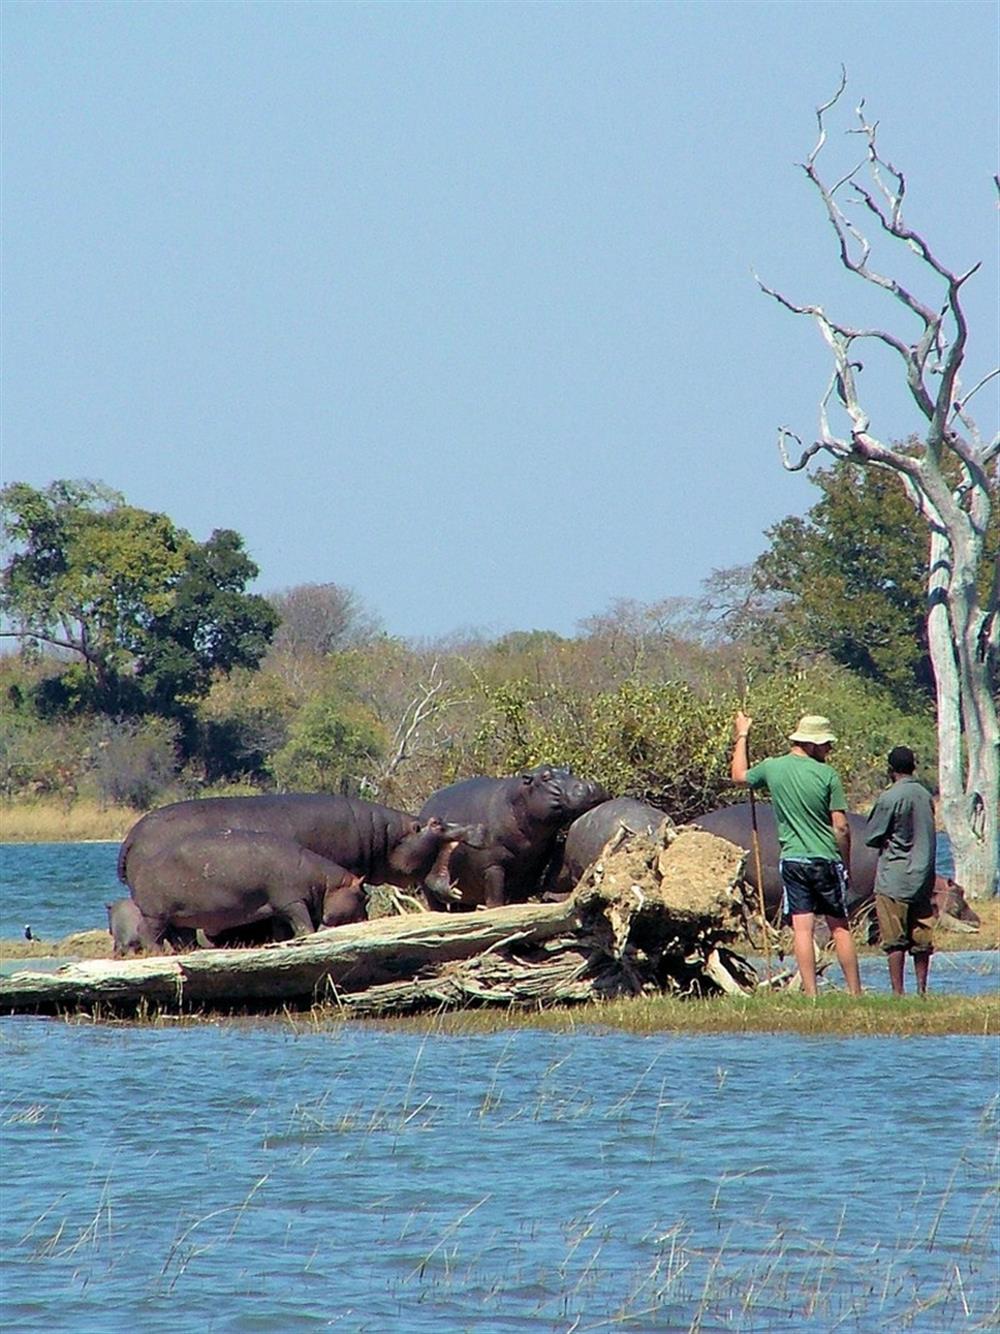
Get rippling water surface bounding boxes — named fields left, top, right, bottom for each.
left=2, top=842, right=120, bottom=939
left=2, top=1021, right=997, bottom=1332
left=2, top=844, right=998, bottom=1331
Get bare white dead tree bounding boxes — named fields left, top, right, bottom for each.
left=380, top=662, right=449, bottom=780
left=371, top=661, right=473, bottom=797
left=757, top=72, right=998, bottom=896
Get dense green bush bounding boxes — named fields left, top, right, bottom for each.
left=0, top=586, right=938, bottom=817
left=458, top=660, right=935, bottom=820
left=268, top=687, right=386, bottom=794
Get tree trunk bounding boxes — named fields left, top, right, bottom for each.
left=932, top=538, right=998, bottom=896
left=757, top=79, right=998, bottom=897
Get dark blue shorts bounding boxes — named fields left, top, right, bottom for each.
left=780, top=858, right=850, bottom=923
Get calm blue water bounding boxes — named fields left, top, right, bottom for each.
left=1, top=842, right=121, bottom=938
left=1, top=1022, right=997, bottom=1333
left=2, top=847, right=999, bottom=1330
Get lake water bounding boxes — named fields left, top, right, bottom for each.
left=1, top=847, right=999, bottom=1331
left=1, top=1021, right=997, bottom=1332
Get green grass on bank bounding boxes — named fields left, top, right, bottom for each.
left=341, top=990, right=1000, bottom=1038
left=103, top=988, right=996, bottom=1038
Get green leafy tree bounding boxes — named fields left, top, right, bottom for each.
left=138, top=529, right=279, bottom=716
left=1, top=480, right=278, bottom=721
left=462, top=666, right=936, bottom=821
left=269, top=686, right=386, bottom=794
left=753, top=460, right=936, bottom=706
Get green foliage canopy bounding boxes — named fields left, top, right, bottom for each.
left=752, top=460, right=935, bottom=705
left=1, top=480, right=278, bottom=720
left=269, top=686, right=386, bottom=794
left=461, top=662, right=936, bottom=820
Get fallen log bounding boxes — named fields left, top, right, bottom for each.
left=0, top=827, right=755, bottom=1017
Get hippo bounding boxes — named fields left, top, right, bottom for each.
left=107, top=898, right=198, bottom=957
left=930, top=878, right=982, bottom=933
left=417, top=764, right=609, bottom=909
left=544, top=797, right=671, bottom=897
left=690, top=802, right=979, bottom=930
left=115, top=794, right=484, bottom=955
left=109, top=830, right=370, bottom=957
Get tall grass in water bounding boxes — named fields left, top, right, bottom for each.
left=7, top=1030, right=997, bottom=1330
left=0, top=799, right=136, bottom=843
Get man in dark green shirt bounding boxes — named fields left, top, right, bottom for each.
left=731, top=711, right=862, bottom=997
left=864, top=746, right=937, bottom=995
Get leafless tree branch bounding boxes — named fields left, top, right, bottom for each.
left=759, top=74, right=998, bottom=895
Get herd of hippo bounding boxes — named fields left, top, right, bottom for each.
left=108, top=765, right=980, bottom=956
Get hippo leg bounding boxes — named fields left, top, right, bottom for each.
left=280, top=899, right=318, bottom=937
left=422, top=840, right=465, bottom=905
left=483, top=865, right=507, bottom=910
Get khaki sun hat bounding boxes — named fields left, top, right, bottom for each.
left=788, top=715, right=837, bottom=745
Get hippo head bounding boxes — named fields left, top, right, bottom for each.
left=932, top=876, right=981, bottom=932
left=385, top=818, right=487, bottom=888
left=519, top=764, right=610, bottom=827
left=107, top=897, right=155, bottom=957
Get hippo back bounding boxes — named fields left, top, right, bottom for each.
left=548, top=798, right=669, bottom=895
left=119, top=793, right=420, bottom=889
left=691, top=802, right=877, bottom=915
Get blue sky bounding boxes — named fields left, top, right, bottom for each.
left=3, top=1, right=997, bottom=641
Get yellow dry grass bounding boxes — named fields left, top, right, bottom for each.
left=0, top=799, right=136, bottom=843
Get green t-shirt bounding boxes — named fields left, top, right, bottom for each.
left=744, top=753, right=848, bottom=861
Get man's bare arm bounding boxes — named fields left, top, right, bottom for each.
left=731, top=711, right=752, bottom=783
left=831, top=809, right=851, bottom=866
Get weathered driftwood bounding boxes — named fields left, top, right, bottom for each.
left=0, top=827, right=755, bottom=1017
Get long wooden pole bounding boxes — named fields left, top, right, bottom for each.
left=747, top=749, right=773, bottom=982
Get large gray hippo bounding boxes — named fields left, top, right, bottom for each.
left=418, top=764, right=609, bottom=908
left=691, top=802, right=979, bottom=929
left=544, top=797, right=670, bottom=896
left=114, top=794, right=483, bottom=955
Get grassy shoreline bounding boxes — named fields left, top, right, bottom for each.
left=2, top=931, right=996, bottom=1037
left=1, top=798, right=137, bottom=843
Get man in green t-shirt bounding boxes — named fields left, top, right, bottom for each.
left=731, top=711, right=862, bottom=997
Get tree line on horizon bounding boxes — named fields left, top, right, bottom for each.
left=0, top=469, right=966, bottom=820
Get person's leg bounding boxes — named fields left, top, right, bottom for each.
left=791, top=912, right=818, bottom=996
left=912, top=951, right=931, bottom=995
left=886, top=947, right=906, bottom=995
left=876, top=894, right=908, bottom=996
left=908, top=898, right=935, bottom=997
left=827, top=917, right=863, bottom=995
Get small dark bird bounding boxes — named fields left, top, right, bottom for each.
left=23, top=924, right=34, bottom=941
